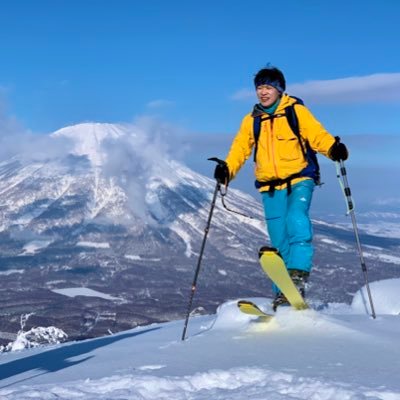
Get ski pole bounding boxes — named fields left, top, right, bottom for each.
left=181, top=181, right=220, bottom=341
left=181, top=157, right=231, bottom=340
left=336, top=159, right=376, bottom=319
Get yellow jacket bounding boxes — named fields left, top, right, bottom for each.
left=225, top=94, right=337, bottom=191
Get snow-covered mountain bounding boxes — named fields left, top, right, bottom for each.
left=0, top=122, right=399, bottom=345
left=0, top=122, right=266, bottom=253
left=1, top=280, right=400, bottom=399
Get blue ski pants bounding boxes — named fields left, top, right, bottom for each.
left=261, top=179, right=315, bottom=293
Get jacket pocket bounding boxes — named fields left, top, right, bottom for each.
left=275, top=133, right=302, bottom=161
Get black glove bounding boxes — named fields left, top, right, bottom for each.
left=214, top=162, right=230, bottom=184
left=329, top=138, right=349, bottom=161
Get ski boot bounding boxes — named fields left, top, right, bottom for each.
left=272, top=292, right=289, bottom=312
left=288, top=269, right=309, bottom=298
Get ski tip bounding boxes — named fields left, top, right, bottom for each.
left=237, top=300, right=274, bottom=319
left=258, top=246, right=279, bottom=259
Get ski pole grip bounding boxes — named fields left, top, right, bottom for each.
left=208, top=157, right=227, bottom=166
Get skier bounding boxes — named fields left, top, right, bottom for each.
left=214, top=65, right=348, bottom=310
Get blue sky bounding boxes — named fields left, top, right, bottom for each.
left=1, top=0, right=399, bottom=135
left=0, top=0, right=399, bottom=214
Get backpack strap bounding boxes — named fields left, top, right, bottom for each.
left=284, top=104, right=307, bottom=159
left=253, top=115, right=262, bottom=162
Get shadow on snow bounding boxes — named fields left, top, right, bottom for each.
left=0, top=327, right=160, bottom=387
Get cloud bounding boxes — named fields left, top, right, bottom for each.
left=231, top=73, right=400, bottom=104
left=146, top=99, right=175, bottom=109
left=0, top=98, right=34, bottom=161
left=374, top=197, right=400, bottom=206
left=0, top=100, right=75, bottom=163
left=0, top=96, right=25, bottom=137
left=100, top=117, right=191, bottom=223
left=0, top=128, right=75, bottom=164
left=288, top=73, right=400, bottom=104
left=230, top=89, right=253, bottom=101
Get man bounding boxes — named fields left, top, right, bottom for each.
left=214, top=66, right=348, bottom=310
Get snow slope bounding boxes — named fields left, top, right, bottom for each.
left=1, top=280, right=400, bottom=399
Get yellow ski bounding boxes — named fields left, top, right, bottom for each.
left=259, top=247, right=308, bottom=310
left=237, top=300, right=274, bottom=321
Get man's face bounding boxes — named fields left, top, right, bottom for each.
left=256, top=84, right=281, bottom=108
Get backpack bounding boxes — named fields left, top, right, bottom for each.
left=252, top=97, right=320, bottom=193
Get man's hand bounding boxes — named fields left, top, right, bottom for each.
left=329, top=139, right=349, bottom=161
left=214, top=162, right=230, bottom=184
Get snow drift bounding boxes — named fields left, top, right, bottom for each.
left=1, top=279, right=400, bottom=399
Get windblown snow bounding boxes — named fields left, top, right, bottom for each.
left=52, top=122, right=125, bottom=167
left=1, top=279, right=400, bottom=399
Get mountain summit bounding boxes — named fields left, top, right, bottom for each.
left=52, top=122, right=127, bottom=167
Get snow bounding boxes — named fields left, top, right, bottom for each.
left=7, top=327, right=68, bottom=352
left=52, top=287, right=123, bottom=301
left=363, top=252, right=400, bottom=265
left=124, top=255, right=161, bottom=262
left=1, top=280, right=400, bottom=399
left=319, top=237, right=349, bottom=250
left=52, top=122, right=126, bottom=167
left=76, top=241, right=111, bottom=249
left=359, top=222, right=400, bottom=239
left=352, top=279, right=400, bottom=315
left=124, top=254, right=142, bottom=260
left=0, top=269, right=24, bottom=276
left=169, top=221, right=193, bottom=257
left=318, top=216, right=400, bottom=240
left=20, top=239, right=53, bottom=255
